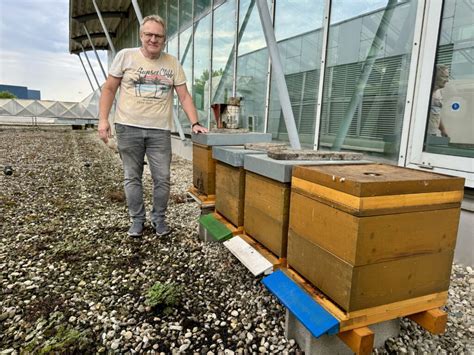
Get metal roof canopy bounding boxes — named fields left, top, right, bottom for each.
left=69, top=0, right=131, bottom=54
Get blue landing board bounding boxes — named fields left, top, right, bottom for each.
left=263, top=270, right=339, bottom=337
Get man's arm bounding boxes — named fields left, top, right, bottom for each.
left=439, top=120, right=449, bottom=137
left=175, top=84, right=208, bottom=134
left=98, top=75, right=122, bottom=143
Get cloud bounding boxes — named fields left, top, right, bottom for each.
left=0, top=0, right=108, bottom=102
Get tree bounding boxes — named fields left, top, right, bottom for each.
left=0, top=91, right=17, bottom=99
left=193, top=68, right=224, bottom=99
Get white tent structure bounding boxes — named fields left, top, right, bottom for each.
left=0, top=89, right=100, bottom=125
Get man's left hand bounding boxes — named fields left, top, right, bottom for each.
left=192, top=124, right=208, bottom=134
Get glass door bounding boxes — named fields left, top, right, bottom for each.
left=408, top=0, right=474, bottom=186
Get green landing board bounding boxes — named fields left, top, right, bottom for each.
left=199, top=214, right=233, bottom=242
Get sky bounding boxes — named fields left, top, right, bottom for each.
left=0, top=0, right=107, bottom=102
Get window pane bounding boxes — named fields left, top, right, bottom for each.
left=167, top=36, right=178, bottom=57
left=195, top=0, right=211, bottom=20
left=167, top=0, right=178, bottom=37
left=423, top=0, right=474, bottom=158
left=320, top=0, right=418, bottom=161
left=236, top=0, right=268, bottom=132
left=180, top=0, right=193, bottom=30
left=159, top=0, right=168, bottom=25
left=178, top=27, right=193, bottom=129
left=193, top=15, right=212, bottom=128
left=211, top=0, right=236, bottom=108
left=268, top=0, right=325, bottom=144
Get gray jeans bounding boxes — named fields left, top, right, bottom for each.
left=115, top=123, right=171, bottom=224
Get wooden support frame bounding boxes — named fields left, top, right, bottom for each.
left=338, top=327, right=374, bottom=355
left=284, top=267, right=448, bottom=332
left=407, top=308, right=447, bottom=334
left=188, top=186, right=216, bottom=208
left=213, top=212, right=244, bottom=236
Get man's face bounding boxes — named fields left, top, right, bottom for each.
left=140, top=21, right=166, bottom=57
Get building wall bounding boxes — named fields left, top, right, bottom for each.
left=0, top=85, right=41, bottom=100
left=112, top=1, right=472, bottom=177
left=27, top=90, right=41, bottom=100
left=0, top=84, right=29, bottom=99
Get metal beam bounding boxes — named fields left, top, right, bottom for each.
left=208, top=0, right=215, bottom=129
left=232, top=0, right=240, bottom=97
left=77, top=53, right=95, bottom=93
left=313, top=0, right=331, bottom=149
left=72, top=11, right=127, bottom=23
left=81, top=44, right=101, bottom=92
left=256, top=0, right=301, bottom=149
left=131, top=0, right=144, bottom=23
left=72, top=32, right=116, bottom=43
left=92, top=0, right=116, bottom=57
left=83, top=23, right=107, bottom=80
left=71, top=45, right=109, bottom=55
left=263, top=0, right=275, bottom=133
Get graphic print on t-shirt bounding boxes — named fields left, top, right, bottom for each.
left=133, top=67, right=173, bottom=100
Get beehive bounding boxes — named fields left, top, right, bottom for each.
left=287, top=163, right=464, bottom=311
left=193, top=142, right=215, bottom=196
left=192, top=133, right=272, bottom=196
left=213, top=146, right=271, bottom=227
left=216, top=162, right=246, bottom=226
left=244, top=171, right=291, bottom=257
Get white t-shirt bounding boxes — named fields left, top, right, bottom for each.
left=109, top=48, right=186, bottom=130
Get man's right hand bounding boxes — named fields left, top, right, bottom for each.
left=98, top=119, right=111, bottom=144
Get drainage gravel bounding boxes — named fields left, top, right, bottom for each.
left=0, top=127, right=472, bottom=354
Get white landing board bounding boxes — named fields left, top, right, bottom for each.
left=224, top=235, right=273, bottom=277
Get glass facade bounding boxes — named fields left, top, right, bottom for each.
left=193, top=14, right=212, bottom=127
left=211, top=0, right=236, bottom=106
left=423, top=0, right=474, bottom=158
left=320, top=0, right=418, bottom=160
left=111, top=0, right=473, bottom=183
left=236, top=0, right=268, bottom=133
left=178, top=26, right=194, bottom=127
left=268, top=0, right=325, bottom=145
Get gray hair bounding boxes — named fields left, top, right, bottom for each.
left=140, top=15, right=167, bottom=34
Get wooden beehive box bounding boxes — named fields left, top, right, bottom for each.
left=193, top=143, right=216, bottom=196
left=215, top=161, right=246, bottom=227
left=244, top=171, right=291, bottom=257
left=287, top=163, right=464, bottom=312
left=192, top=133, right=273, bottom=196
left=212, top=145, right=267, bottom=227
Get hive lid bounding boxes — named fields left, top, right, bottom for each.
left=292, top=163, right=465, bottom=197
left=192, top=132, right=272, bottom=146
left=212, top=146, right=265, bottom=167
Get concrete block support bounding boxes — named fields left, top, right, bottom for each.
left=285, top=310, right=400, bottom=354
left=198, top=220, right=215, bottom=242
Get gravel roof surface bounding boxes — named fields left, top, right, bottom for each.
left=0, top=126, right=472, bottom=354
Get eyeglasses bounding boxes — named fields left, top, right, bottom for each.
left=142, top=32, right=166, bottom=41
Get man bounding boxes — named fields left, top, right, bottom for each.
left=428, top=64, right=450, bottom=137
left=98, top=15, right=208, bottom=238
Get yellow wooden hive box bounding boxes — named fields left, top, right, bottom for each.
left=244, top=171, right=291, bottom=258
left=215, top=161, right=246, bottom=227
left=193, top=143, right=216, bottom=196
left=287, top=163, right=465, bottom=312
